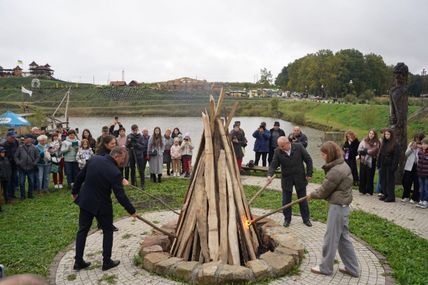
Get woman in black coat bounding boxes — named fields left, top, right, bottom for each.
left=342, top=131, right=360, bottom=186
left=377, top=129, right=400, bottom=202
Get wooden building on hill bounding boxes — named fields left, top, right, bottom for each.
left=29, top=62, right=54, bottom=77
left=128, top=80, right=139, bottom=87
left=157, top=77, right=210, bottom=91
left=110, top=80, right=127, bottom=87
left=0, top=65, right=23, bottom=77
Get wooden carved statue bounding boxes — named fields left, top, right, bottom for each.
left=389, top=62, right=409, bottom=182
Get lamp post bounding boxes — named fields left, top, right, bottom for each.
left=348, top=80, right=353, bottom=95
left=321, top=84, right=325, bottom=99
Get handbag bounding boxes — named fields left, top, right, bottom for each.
left=150, top=149, right=158, bottom=157
left=50, top=163, right=59, bottom=173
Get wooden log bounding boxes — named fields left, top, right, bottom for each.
left=224, top=101, right=239, bottom=131
left=182, top=228, right=195, bottom=261
left=202, top=112, right=219, bottom=261
left=195, top=171, right=210, bottom=262
left=218, top=150, right=228, bottom=264
left=170, top=153, right=205, bottom=255
left=173, top=163, right=205, bottom=257
left=225, top=125, right=260, bottom=251
left=216, top=118, right=257, bottom=260
left=191, top=231, right=200, bottom=261
left=214, top=88, right=225, bottom=118
left=209, top=96, right=216, bottom=131
left=226, top=169, right=240, bottom=265
left=236, top=213, right=249, bottom=264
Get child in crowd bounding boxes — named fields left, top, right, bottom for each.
left=0, top=147, right=11, bottom=211
left=417, top=138, right=428, bottom=209
left=181, top=133, right=194, bottom=178
left=76, top=139, right=94, bottom=170
left=170, top=138, right=182, bottom=177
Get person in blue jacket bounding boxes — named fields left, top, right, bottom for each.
left=252, top=122, right=271, bottom=167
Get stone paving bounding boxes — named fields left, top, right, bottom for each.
left=53, top=210, right=387, bottom=285
left=240, top=176, right=428, bottom=240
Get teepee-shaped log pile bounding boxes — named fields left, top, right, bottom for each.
left=170, top=93, right=260, bottom=265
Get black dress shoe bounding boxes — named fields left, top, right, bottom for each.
left=304, top=220, right=313, bottom=227
left=283, top=221, right=290, bottom=227
left=73, top=260, right=91, bottom=270
left=102, top=259, right=120, bottom=271
left=379, top=196, right=385, bottom=201
left=384, top=199, right=395, bottom=203
left=113, top=225, right=119, bottom=232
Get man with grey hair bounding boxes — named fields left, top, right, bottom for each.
left=72, top=146, right=137, bottom=271
left=267, top=136, right=313, bottom=227
left=288, top=126, right=308, bottom=148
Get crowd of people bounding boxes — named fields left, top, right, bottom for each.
left=341, top=129, right=427, bottom=208
left=0, top=117, right=426, bottom=212
left=0, top=117, right=197, bottom=211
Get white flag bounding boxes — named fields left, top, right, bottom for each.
left=21, top=86, right=32, bottom=97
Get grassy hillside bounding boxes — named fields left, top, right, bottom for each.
left=275, top=100, right=427, bottom=139
left=1, top=77, right=426, bottom=138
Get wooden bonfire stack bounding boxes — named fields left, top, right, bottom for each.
left=170, top=93, right=260, bottom=265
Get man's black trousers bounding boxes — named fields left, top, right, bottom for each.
left=75, top=208, right=113, bottom=262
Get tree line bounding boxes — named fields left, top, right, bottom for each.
left=274, top=49, right=428, bottom=98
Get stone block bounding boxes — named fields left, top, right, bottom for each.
left=175, top=261, right=199, bottom=282
left=153, top=257, right=183, bottom=275
left=246, top=259, right=271, bottom=280
left=217, top=264, right=254, bottom=283
left=196, top=261, right=221, bottom=284
left=143, top=252, right=169, bottom=272
left=260, top=251, right=295, bottom=277
left=142, top=235, right=171, bottom=251
left=139, top=245, right=163, bottom=258
left=274, top=246, right=301, bottom=262
left=270, top=234, right=304, bottom=258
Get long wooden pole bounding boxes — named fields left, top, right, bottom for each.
left=248, top=180, right=274, bottom=205
left=248, top=196, right=308, bottom=226
left=127, top=184, right=180, bottom=215
left=135, top=215, right=177, bottom=239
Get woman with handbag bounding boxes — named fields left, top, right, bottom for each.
left=148, top=127, right=165, bottom=183
left=358, top=129, right=380, bottom=195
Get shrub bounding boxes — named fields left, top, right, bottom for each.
left=344, top=94, right=357, bottom=103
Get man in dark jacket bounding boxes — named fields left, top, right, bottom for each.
left=268, top=121, right=286, bottom=165
left=14, top=134, right=39, bottom=199
left=3, top=131, right=20, bottom=199
left=126, top=125, right=149, bottom=189
left=72, top=147, right=137, bottom=271
left=267, top=136, right=313, bottom=227
left=288, top=126, right=308, bottom=148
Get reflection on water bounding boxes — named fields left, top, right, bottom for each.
left=69, top=116, right=325, bottom=168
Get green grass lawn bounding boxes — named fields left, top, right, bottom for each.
left=0, top=178, right=427, bottom=284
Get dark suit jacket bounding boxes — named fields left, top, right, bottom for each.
left=72, top=155, right=136, bottom=216
left=268, top=143, right=313, bottom=189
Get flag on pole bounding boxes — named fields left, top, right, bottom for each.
left=17, top=60, right=23, bottom=65
left=21, top=86, right=32, bottom=97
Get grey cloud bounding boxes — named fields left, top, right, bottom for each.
left=0, top=0, right=426, bottom=84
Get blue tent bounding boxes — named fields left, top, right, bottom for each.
left=0, top=111, right=31, bottom=127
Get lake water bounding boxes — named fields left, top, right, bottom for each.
left=69, top=116, right=325, bottom=168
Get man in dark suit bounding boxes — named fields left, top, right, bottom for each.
left=72, top=147, right=137, bottom=271
left=267, top=136, right=313, bottom=227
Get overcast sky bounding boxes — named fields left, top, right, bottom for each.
left=0, top=0, right=427, bottom=84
